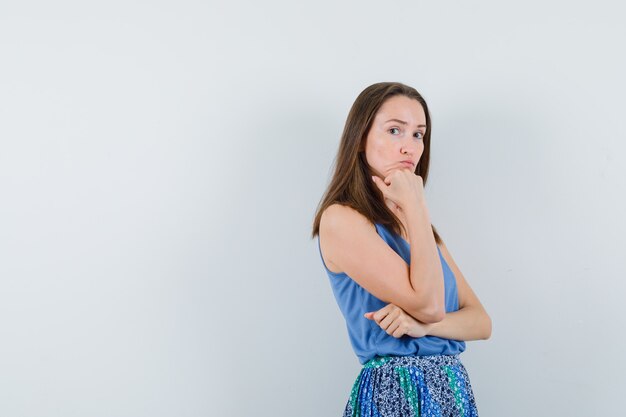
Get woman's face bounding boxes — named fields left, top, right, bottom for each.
left=364, top=95, right=427, bottom=179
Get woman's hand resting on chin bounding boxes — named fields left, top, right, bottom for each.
left=371, top=169, right=425, bottom=214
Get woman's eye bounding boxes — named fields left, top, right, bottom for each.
left=414, top=132, right=424, bottom=140
left=389, top=127, right=400, bottom=135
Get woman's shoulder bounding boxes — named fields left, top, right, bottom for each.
left=319, top=204, right=381, bottom=253
left=320, top=203, right=374, bottom=232
left=319, top=204, right=380, bottom=274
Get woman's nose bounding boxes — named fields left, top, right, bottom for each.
left=400, top=139, right=419, bottom=156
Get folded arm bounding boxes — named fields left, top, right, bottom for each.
left=367, top=239, right=492, bottom=340
left=426, top=305, right=491, bottom=340
left=425, top=240, right=492, bottom=340
left=319, top=204, right=445, bottom=323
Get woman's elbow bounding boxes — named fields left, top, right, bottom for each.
left=414, top=305, right=446, bottom=324
left=481, top=313, right=493, bottom=340
left=422, top=314, right=445, bottom=324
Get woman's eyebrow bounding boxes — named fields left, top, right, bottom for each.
left=384, top=118, right=427, bottom=128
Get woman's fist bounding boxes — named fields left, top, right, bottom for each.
left=371, top=169, right=425, bottom=212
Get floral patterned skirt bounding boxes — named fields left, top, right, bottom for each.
left=343, top=354, right=479, bottom=417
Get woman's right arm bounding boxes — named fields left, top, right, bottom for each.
left=319, top=203, right=445, bottom=323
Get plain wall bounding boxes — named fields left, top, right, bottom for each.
left=1, top=1, right=625, bottom=416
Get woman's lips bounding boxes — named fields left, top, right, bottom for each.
left=399, top=161, right=414, bottom=168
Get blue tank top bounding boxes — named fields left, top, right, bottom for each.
left=318, top=222, right=466, bottom=364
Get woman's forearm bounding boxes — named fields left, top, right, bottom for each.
left=425, top=306, right=492, bottom=341
left=404, top=203, right=445, bottom=321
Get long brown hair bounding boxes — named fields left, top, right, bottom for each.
left=311, top=81, right=442, bottom=245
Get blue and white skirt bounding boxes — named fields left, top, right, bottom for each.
left=343, top=354, right=479, bottom=417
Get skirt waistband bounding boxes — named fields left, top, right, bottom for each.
left=363, top=354, right=461, bottom=369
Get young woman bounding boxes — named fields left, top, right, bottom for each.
left=311, top=82, right=492, bottom=417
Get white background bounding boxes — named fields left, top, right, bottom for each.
left=1, top=1, right=625, bottom=416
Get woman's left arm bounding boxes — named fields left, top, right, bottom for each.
left=428, top=240, right=492, bottom=340
left=365, top=240, right=492, bottom=341
left=426, top=306, right=491, bottom=341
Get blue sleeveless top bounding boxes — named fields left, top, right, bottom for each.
left=318, top=222, right=466, bottom=364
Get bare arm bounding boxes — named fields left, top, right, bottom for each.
left=404, top=202, right=445, bottom=321
left=364, top=239, right=492, bottom=340
left=426, top=240, right=491, bottom=339
left=320, top=203, right=445, bottom=323
left=365, top=303, right=491, bottom=341
left=425, top=307, right=491, bottom=340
